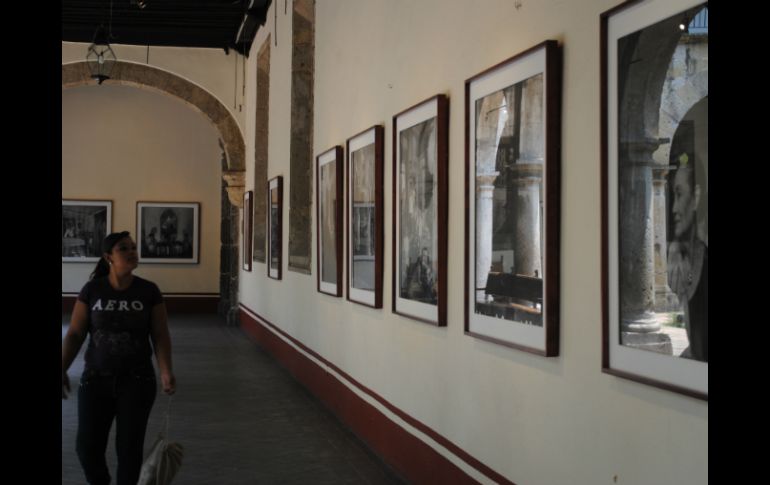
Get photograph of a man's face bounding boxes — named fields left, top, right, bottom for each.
left=616, top=3, right=708, bottom=363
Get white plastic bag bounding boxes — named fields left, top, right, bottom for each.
left=137, top=396, right=183, bottom=485
left=137, top=433, right=184, bottom=485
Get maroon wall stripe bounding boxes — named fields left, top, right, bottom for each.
left=239, top=304, right=516, bottom=485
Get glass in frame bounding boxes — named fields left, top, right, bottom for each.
left=346, top=126, right=384, bottom=308
left=136, top=201, right=200, bottom=264
left=243, top=191, right=253, bottom=272
left=268, top=177, right=283, bottom=280
left=392, top=95, right=449, bottom=326
left=464, top=40, right=561, bottom=355
left=317, top=146, right=343, bottom=296
left=62, top=199, right=113, bottom=262
left=602, top=0, right=708, bottom=399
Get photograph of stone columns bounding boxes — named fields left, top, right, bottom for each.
left=601, top=0, right=707, bottom=399
left=474, top=73, right=545, bottom=327
left=62, top=200, right=112, bottom=262
left=465, top=41, right=560, bottom=355
left=616, top=3, right=708, bottom=364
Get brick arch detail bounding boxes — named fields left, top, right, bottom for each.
left=62, top=61, right=245, bottom=205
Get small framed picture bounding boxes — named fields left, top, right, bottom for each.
left=346, top=126, right=384, bottom=308
left=317, top=146, right=344, bottom=296
left=62, top=199, right=112, bottom=262
left=136, top=202, right=200, bottom=264
left=243, top=191, right=253, bottom=272
left=392, top=95, right=449, bottom=326
left=464, top=40, right=562, bottom=356
left=602, top=0, right=708, bottom=399
left=268, top=176, right=283, bottom=280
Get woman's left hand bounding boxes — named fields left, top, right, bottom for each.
left=161, top=372, right=176, bottom=395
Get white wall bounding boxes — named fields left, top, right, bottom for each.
left=239, top=1, right=708, bottom=484
left=62, top=84, right=222, bottom=294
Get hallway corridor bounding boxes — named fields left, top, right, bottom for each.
left=61, top=313, right=404, bottom=485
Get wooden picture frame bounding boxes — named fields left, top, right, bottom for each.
left=243, top=190, right=253, bottom=272
left=136, top=201, right=200, bottom=264
left=602, top=0, right=708, bottom=399
left=317, top=146, right=344, bottom=296
left=346, top=126, right=384, bottom=308
left=392, top=95, right=449, bottom=326
left=464, top=40, right=562, bottom=356
left=268, top=176, right=283, bottom=280
left=62, top=199, right=113, bottom=262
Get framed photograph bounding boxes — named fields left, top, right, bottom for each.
left=243, top=191, right=253, bottom=272
left=602, top=0, right=708, bottom=399
left=346, top=126, right=384, bottom=308
left=62, top=199, right=112, bottom=262
left=393, top=95, right=449, bottom=326
left=317, top=146, right=344, bottom=296
left=464, top=41, right=562, bottom=356
left=136, top=202, right=200, bottom=264
left=268, top=176, right=283, bottom=280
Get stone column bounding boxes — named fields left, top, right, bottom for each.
left=512, top=77, right=544, bottom=278
left=476, top=173, right=499, bottom=302
left=518, top=76, right=544, bottom=165
left=222, top=170, right=245, bottom=208
left=474, top=92, right=508, bottom=302
left=511, top=163, right=543, bottom=277
left=618, top=140, right=660, bottom=333
left=219, top=165, right=241, bottom=326
left=652, top=166, right=679, bottom=312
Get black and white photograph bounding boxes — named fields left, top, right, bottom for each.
left=602, top=0, right=708, bottom=399
left=317, top=146, right=343, bottom=296
left=347, top=126, right=383, bottom=308
left=137, top=202, right=200, bottom=264
left=399, top=118, right=438, bottom=305
left=268, top=176, right=283, bottom=280
left=393, top=95, right=448, bottom=326
left=62, top=199, right=112, bottom=262
left=352, top=146, right=375, bottom=290
left=243, top=191, right=253, bottom=272
left=465, top=40, right=561, bottom=356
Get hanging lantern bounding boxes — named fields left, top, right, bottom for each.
left=86, top=25, right=117, bottom=85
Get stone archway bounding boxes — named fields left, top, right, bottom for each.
left=62, top=61, right=246, bottom=324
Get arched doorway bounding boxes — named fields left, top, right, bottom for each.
left=62, top=61, right=246, bottom=324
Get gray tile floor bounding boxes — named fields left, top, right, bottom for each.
left=62, top=314, right=405, bottom=485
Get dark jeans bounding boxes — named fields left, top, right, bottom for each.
left=76, top=372, right=157, bottom=485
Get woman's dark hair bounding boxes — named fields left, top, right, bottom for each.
left=90, top=231, right=131, bottom=280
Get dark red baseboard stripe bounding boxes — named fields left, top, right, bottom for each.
left=239, top=305, right=515, bottom=485
left=62, top=294, right=220, bottom=314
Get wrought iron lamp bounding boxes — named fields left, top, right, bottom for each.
left=86, top=24, right=117, bottom=84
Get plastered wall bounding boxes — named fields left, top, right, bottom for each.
left=238, top=1, right=707, bottom=484
left=62, top=84, right=223, bottom=295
